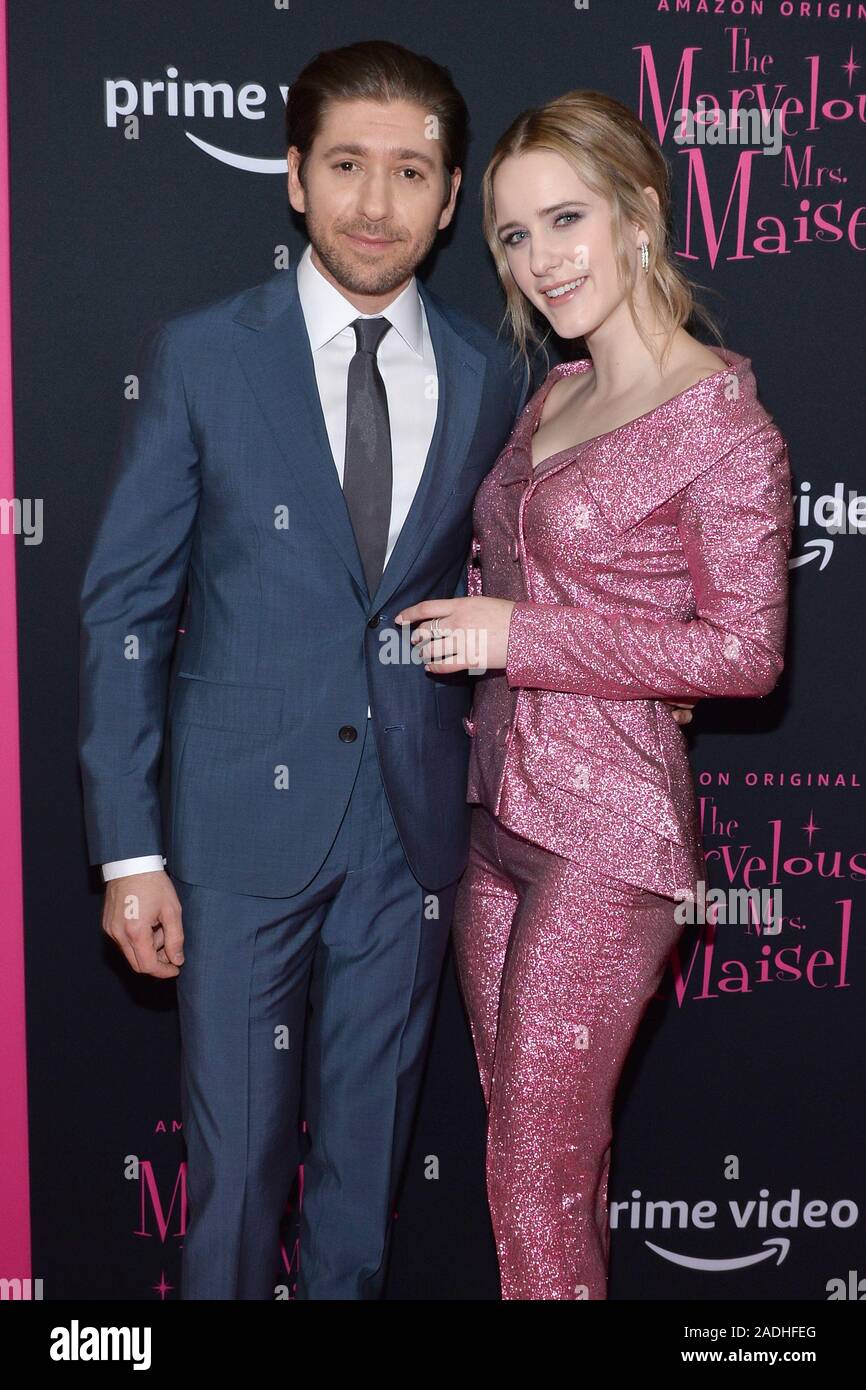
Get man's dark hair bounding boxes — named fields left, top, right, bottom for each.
left=286, top=39, right=468, bottom=206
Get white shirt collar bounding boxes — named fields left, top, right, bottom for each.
left=296, top=240, right=424, bottom=357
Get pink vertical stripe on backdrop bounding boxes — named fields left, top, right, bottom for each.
left=0, top=0, right=32, bottom=1283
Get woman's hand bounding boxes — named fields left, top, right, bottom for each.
left=668, top=699, right=696, bottom=726
left=393, top=599, right=702, bottom=717
left=394, top=597, right=516, bottom=674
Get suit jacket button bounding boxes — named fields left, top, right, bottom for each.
left=338, top=725, right=358, bottom=742
left=470, top=537, right=482, bottom=557
left=367, top=613, right=381, bottom=628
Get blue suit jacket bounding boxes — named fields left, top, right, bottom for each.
left=78, top=263, right=529, bottom=895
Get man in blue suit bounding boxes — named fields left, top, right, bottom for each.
left=78, top=41, right=528, bottom=1299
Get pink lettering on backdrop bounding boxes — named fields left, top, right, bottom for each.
left=666, top=897, right=852, bottom=1003
left=134, top=1162, right=188, bottom=1242
left=635, top=30, right=866, bottom=264
left=656, top=791, right=861, bottom=1003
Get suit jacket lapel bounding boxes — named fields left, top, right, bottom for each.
left=574, top=352, right=763, bottom=532
left=232, top=265, right=369, bottom=597
left=370, top=278, right=486, bottom=612
left=498, top=351, right=765, bottom=533
left=232, top=264, right=486, bottom=609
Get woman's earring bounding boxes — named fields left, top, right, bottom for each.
left=640, top=240, right=650, bottom=273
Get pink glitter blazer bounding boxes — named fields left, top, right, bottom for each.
left=463, top=347, right=793, bottom=900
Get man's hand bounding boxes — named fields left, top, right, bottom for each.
left=666, top=699, right=696, bottom=727
left=102, top=870, right=184, bottom=978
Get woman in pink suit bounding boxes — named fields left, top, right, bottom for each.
left=395, top=90, right=793, bottom=1300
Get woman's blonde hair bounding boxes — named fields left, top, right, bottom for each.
left=480, top=89, right=724, bottom=379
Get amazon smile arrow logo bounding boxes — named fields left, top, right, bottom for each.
left=184, top=132, right=288, bottom=174
left=645, top=1236, right=790, bottom=1271
left=790, top=538, right=833, bottom=570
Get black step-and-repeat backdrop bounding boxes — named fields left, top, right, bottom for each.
left=11, top=0, right=864, bottom=1299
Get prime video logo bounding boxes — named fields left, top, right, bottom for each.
left=674, top=103, right=784, bottom=156
left=104, top=67, right=293, bottom=174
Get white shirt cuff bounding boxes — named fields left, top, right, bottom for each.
left=102, top=855, right=167, bottom=881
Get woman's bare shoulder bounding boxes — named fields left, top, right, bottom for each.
left=543, top=364, right=594, bottom=418
left=671, top=341, right=728, bottom=389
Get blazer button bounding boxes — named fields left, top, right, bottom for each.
left=462, top=715, right=476, bottom=736
left=470, top=537, right=482, bottom=557
left=367, top=613, right=381, bottom=628
left=338, top=725, right=358, bottom=742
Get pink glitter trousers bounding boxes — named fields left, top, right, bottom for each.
left=452, top=803, right=684, bottom=1301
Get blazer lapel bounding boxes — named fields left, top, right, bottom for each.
left=575, top=351, right=762, bottom=532
left=232, top=266, right=369, bottom=598
left=232, top=265, right=487, bottom=610
left=370, top=279, right=486, bottom=612
left=499, top=350, right=764, bottom=533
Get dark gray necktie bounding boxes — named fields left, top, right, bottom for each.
left=343, top=317, right=393, bottom=596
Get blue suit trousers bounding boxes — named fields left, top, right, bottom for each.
left=175, top=718, right=454, bottom=1299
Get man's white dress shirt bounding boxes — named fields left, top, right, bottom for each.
left=103, top=241, right=438, bottom=880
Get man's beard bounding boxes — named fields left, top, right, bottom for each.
left=307, top=212, right=439, bottom=297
